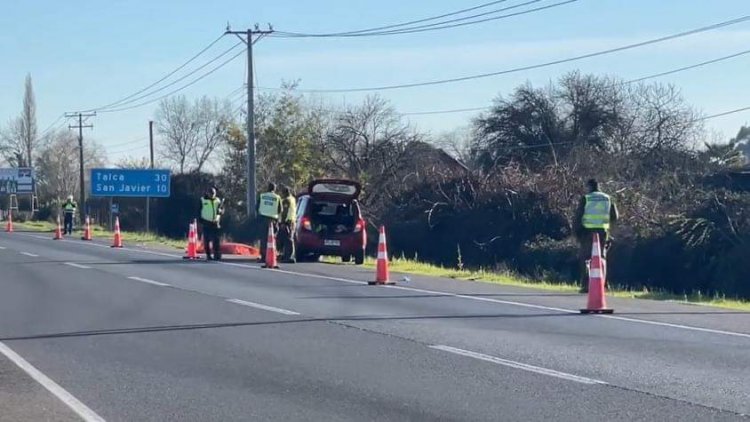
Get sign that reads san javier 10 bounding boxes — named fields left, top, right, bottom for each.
left=90, top=168, right=171, bottom=198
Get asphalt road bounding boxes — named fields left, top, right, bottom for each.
left=0, top=230, right=749, bottom=421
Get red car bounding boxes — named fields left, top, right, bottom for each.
left=295, top=179, right=366, bottom=264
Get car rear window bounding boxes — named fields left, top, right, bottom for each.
left=311, top=201, right=354, bottom=217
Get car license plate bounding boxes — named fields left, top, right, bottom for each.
left=324, top=239, right=340, bottom=247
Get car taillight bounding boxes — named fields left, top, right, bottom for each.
left=354, top=219, right=364, bottom=233
left=301, top=217, right=312, bottom=231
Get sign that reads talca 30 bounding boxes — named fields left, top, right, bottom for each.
left=90, top=168, right=171, bottom=198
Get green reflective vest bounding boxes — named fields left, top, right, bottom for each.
left=258, top=192, right=281, bottom=219
left=582, top=192, right=612, bottom=230
left=201, top=197, right=222, bottom=223
left=282, top=196, right=297, bottom=223
left=63, top=201, right=77, bottom=214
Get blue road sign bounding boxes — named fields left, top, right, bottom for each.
left=111, top=203, right=119, bottom=213
left=91, top=168, right=171, bottom=198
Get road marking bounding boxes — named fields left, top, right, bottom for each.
left=0, top=341, right=106, bottom=422
left=226, top=298, right=300, bottom=316
left=11, top=232, right=750, bottom=340
left=430, top=345, right=606, bottom=385
left=20, top=252, right=39, bottom=257
left=63, top=262, right=91, bottom=269
left=0, top=246, right=7, bottom=249
left=127, top=276, right=170, bottom=287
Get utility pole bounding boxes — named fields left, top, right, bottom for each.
left=65, top=111, right=96, bottom=223
left=146, top=120, right=155, bottom=232
left=225, top=24, right=273, bottom=218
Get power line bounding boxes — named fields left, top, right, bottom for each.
left=624, top=48, right=750, bottom=85
left=403, top=107, right=489, bottom=116
left=274, top=0, right=577, bottom=38
left=294, top=15, right=750, bottom=92
left=83, top=34, right=226, bottom=112
left=696, top=106, right=750, bottom=122
left=96, top=41, right=243, bottom=111
left=401, top=47, right=750, bottom=116
left=276, top=0, right=512, bottom=37
left=99, top=48, right=245, bottom=113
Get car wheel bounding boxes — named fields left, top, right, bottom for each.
left=354, top=250, right=365, bottom=265
left=342, top=255, right=352, bottom=263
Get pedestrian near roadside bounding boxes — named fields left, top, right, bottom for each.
left=257, top=182, right=283, bottom=262
left=279, top=186, right=297, bottom=263
left=62, top=195, right=77, bottom=235
left=575, top=178, right=619, bottom=293
left=200, top=186, right=224, bottom=261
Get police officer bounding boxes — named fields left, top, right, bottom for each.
left=575, top=179, right=619, bottom=293
left=200, top=187, right=224, bottom=261
left=257, top=182, right=282, bottom=261
left=279, top=186, right=297, bottom=263
left=62, top=195, right=77, bottom=235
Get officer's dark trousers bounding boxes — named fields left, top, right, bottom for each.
left=578, top=229, right=608, bottom=291
left=63, top=213, right=74, bottom=235
left=201, top=222, right=221, bottom=260
left=279, top=222, right=296, bottom=262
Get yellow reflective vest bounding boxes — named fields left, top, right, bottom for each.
left=582, top=192, right=612, bottom=230
left=201, top=197, right=222, bottom=224
left=282, top=196, right=297, bottom=223
left=258, top=192, right=281, bottom=219
left=63, top=201, right=77, bottom=214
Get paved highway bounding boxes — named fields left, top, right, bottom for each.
left=0, top=230, right=749, bottom=421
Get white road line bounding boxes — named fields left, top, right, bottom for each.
left=63, top=262, right=91, bottom=269
left=127, top=276, right=170, bottom=287
left=0, top=341, right=106, bottom=422
left=11, top=232, right=750, bottom=340
left=430, top=345, right=606, bottom=386
left=0, top=246, right=7, bottom=249
left=226, top=298, right=300, bottom=316
left=20, top=252, right=39, bottom=257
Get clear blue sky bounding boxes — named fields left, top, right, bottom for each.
left=1, top=0, right=750, bottom=163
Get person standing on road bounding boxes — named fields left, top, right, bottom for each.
left=200, top=187, right=224, bottom=261
left=257, top=182, right=282, bottom=262
left=62, top=195, right=77, bottom=235
left=575, top=178, right=619, bottom=293
left=279, top=186, right=297, bottom=263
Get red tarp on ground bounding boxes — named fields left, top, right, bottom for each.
left=193, top=240, right=260, bottom=258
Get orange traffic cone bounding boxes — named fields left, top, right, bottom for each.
left=4, top=210, right=13, bottom=233
left=580, top=233, right=613, bottom=314
left=369, top=226, right=394, bottom=285
left=81, top=216, right=92, bottom=241
left=111, top=216, right=123, bottom=248
left=262, top=223, right=279, bottom=269
left=183, top=221, right=199, bottom=260
left=53, top=215, right=63, bottom=240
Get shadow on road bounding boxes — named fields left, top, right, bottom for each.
left=0, top=312, right=580, bottom=342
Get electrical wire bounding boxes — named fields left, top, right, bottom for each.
left=276, top=0, right=513, bottom=37
left=96, top=41, right=243, bottom=111
left=83, top=34, right=226, bottom=112
left=294, top=15, right=750, bottom=92
left=400, top=46, right=750, bottom=116
left=99, top=48, right=245, bottom=113
left=274, top=0, right=576, bottom=38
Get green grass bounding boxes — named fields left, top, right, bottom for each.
left=14, top=220, right=185, bottom=250
left=352, top=256, right=750, bottom=311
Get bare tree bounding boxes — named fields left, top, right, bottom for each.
left=192, top=96, right=232, bottom=172
left=0, top=74, right=38, bottom=168
left=155, top=96, right=198, bottom=173
left=323, top=96, right=421, bottom=215
left=155, top=95, right=232, bottom=173
left=36, top=130, right=105, bottom=202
